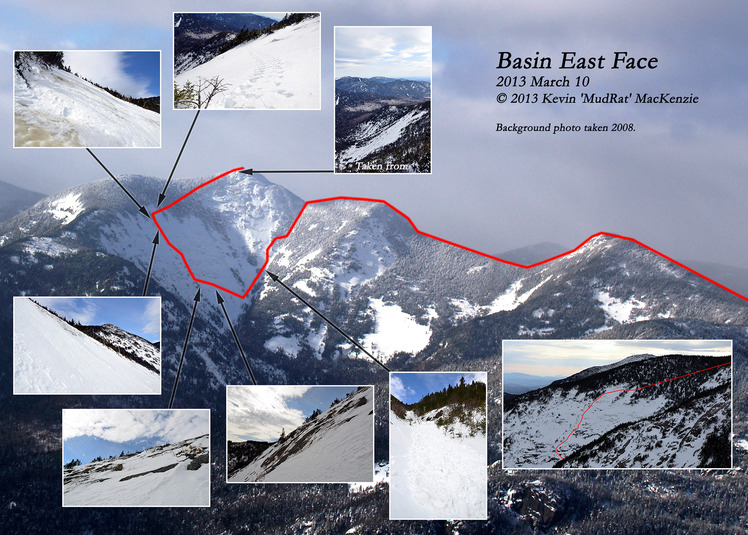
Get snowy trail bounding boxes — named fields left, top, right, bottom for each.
left=175, top=17, right=320, bottom=110
left=390, top=411, right=486, bottom=519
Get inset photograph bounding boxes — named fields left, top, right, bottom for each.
left=502, top=340, right=733, bottom=469
left=173, top=12, right=321, bottom=110
left=390, top=372, right=487, bottom=520
left=334, top=26, right=432, bottom=173
left=14, top=50, right=160, bottom=148
left=13, top=296, right=161, bottom=394
left=227, top=385, right=374, bottom=483
left=62, top=409, right=210, bottom=507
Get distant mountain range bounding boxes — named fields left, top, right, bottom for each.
left=174, top=12, right=278, bottom=74
left=0, top=180, right=43, bottom=222
left=0, top=171, right=746, bottom=531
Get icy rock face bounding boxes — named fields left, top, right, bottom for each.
left=506, top=480, right=569, bottom=530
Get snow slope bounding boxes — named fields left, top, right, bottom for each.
left=14, top=61, right=159, bottom=148
left=174, top=16, right=320, bottom=109
left=503, top=355, right=731, bottom=468
left=230, top=387, right=373, bottom=483
left=338, top=106, right=428, bottom=167
left=13, top=298, right=160, bottom=394
left=390, top=407, right=487, bottom=520
left=63, top=434, right=209, bottom=506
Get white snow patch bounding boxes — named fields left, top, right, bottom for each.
left=390, top=409, right=486, bottom=519
left=361, top=298, right=432, bottom=361
left=48, top=193, right=84, bottom=225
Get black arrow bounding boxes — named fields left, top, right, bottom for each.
left=265, top=270, right=390, bottom=372
left=216, top=291, right=257, bottom=385
left=86, top=148, right=150, bottom=218
left=142, top=232, right=160, bottom=296
left=158, top=109, right=201, bottom=207
left=169, top=288, right=201, bottom=409
left=240, top=168, right=334, bottom=176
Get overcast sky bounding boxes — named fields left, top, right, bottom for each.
left=3, top=0, right=747, bottom=269
left=503, top=339, right=732, bottom=377
left=63, top=408, right=208, bottom=441
left=227, top=385, right=361, bottom=442
left=335, top=26, right=431, bottom=79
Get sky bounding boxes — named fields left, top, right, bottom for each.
left=503, top=339, right=733, bottom=377
left=62, top=409, right=209, bottom=464
left=1, top=0, right=747, bottom=273
left=335, top=26, right=431, bottom=80
left=33, top=296, right=160, bottom=342
left=63, top=50, right=160, bottom=97
left=391, top=372, right=486, bottom=404
left=227, top=385, right=361, bottom=442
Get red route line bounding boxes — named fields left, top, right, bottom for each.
left=151, top=168, right=748, bottom=302
left=554, top=361, right=731, bottom=460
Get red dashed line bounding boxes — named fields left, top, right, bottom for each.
left=554, top=361, right=731, bottom=459
left=151, top=168, right=748, bottom=302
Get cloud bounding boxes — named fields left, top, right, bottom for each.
left=335, top=26, right=431, bottom=79
left=227, top=386, right=313, bottom=442
left=63, top=409, right=209, bottom=444
left=63, top=51, right=152, bottom=98
left=390, top=375, right=415, bottom=401
left=34, top=297, right=98, bottom=324
left=142, top=297, right=160, bottom=339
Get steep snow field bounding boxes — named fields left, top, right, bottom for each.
left=230, top=388, right=373, bottom=483
left=64, top=434, right=209, bottom=506
left=503, top=362, right=731, bottom=468
left=14, top=64, right=159, bottom=148
left=13, top=298, right=160, bottom=394
left=390, top=409, right=486, bottom=520
left=174, top=17, right=320, bottom=109
left=338, top=107, right=428, bottom=167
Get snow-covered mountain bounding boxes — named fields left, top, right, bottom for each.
left=335, top=76, right=431, bottom=173
left=229, top=386, right=373, bottom=482
left=0, top=181, right=44, bottom=222
left=63, top=434, right=209, bottom=506
left=503, top=354, right=731, bottom=468
left=174, top=15, right=320, bottom=109
left=14, top=53, right=160, bottom=148
left=3, top=172, right=746, bottom=399
left=1, top=171, right=747, bottom=531
left=13, top=298, right=159, bottom=394
left=336, top=76, right=431, bottom=100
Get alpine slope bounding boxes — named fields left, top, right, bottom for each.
left=63, top=434, right=209, bottom=506
left=13, top=298, right=160, bottom=394
left=14, top=55, right=159, bottom=148
left=174, top=15, right=320, bottom=109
